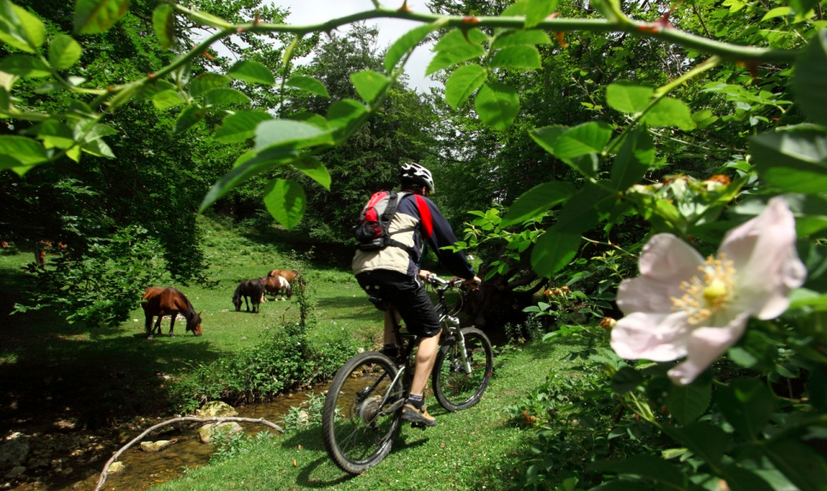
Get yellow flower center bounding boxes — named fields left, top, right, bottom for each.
left=671, top=253, right=737, bottom=324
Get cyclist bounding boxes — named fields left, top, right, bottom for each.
left=352, top=162, right=481, bottom=427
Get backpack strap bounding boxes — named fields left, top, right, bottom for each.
left=386, top=192, right=421, bottom=260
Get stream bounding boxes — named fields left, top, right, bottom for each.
left=8, top=389, right=325, bottom=491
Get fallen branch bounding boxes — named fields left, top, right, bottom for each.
left=95, top=416, right=284, bottom=491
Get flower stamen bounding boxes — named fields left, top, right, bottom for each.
left=671, top=253, right=736, bottom=324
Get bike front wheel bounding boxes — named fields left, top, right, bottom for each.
left=322, top=352, right=404, bottom=474
left=432, top=327, right=493, bottom=412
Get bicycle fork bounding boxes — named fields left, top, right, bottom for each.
left=444, top=315, right=473, bottom=375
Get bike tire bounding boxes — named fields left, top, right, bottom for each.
left=432, top=327, right=493, bottom=412
left=322, top=351, right=404, bottom=474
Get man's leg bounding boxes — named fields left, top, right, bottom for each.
left=410, top=330, right=441, bottom=395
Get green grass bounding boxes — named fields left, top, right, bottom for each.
left=151, top=342, right=577, bottom=491
left=0, top=219, right=581, bottom=489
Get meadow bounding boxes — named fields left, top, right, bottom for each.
left=0, top=217, right=584, bottom=490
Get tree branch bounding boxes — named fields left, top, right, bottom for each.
left=94, top=416, right=283, bottom=491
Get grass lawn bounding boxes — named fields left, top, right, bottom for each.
left=0, top=219, right=580, bottom=490
left=151, top=341, right=577, bottom=491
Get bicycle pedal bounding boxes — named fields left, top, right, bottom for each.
left=411, top=422, right=428, bottom=430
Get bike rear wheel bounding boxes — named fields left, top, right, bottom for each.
left=322, top=352, right=404, bottom=474
left=432, top=327, right=493, bottom=412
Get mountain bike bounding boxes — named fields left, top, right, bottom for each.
left=322, top=274, right=494, bottom=474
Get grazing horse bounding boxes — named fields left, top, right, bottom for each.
left=233, top=278, right=264, bottom=313
left=262, top=274, right=291, bottom=301
left=268, top=269, right=305, bottom=291
left=141, top=287, right=203, bottom=339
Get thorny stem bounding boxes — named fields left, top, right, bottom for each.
left=3, top=6, right=800, bottom=123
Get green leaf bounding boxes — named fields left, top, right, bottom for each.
left=189, top=73, right=231, bottom=98
left=0, top=55, right=50, bottom=78
left=445, top=64, right=487, bottom=109
left=427, top=31, right=486, bottom=75
left=762, top=6, right=791, bottom=20
left=643, top=97, right=697, bottom=130
left=525, top=0, right=560, bottom=28
left=531, top=229, right=581, bottom=278
left=501, top=0, right=529, bottom=16
left=228, top=60, right=275, bottom=85
left=611, top=367, right=643, bottom=394
left=80, top=137, right=114, bottom=158
left=553, top=121, right=613, bottom=160
left=433, top=28, right=488, bottom=51
left=327, top=98, right=367, bottom=129
left=350, top=70, right=389, bottom=104
left=491, top=29, right=552, bottom=49
left=385, top=21, right=443, bottom=72
left=73, top=0, right=128, bottom=35
left=0, top=135, right=49, bottom=168
left=173, top=105, right=206, bottom=134
left=135, top=78, right=175, bottom=101
left=589, top=455, right=685, bottom=487
left=25, top=120, right=75, bottom=149
left=201, top=87, right=251, bottom=106
left=152, top=3, right=175, bottom=49
left=554, top=183, right=615, bottom=232
left=529, top=125, right=568, bottom=154
left=214, top=110, right=273, bottom=144
left=501, top=181, right=576, bottom=226
left=200, top=148, right=298, bottom=212
left=751, top=129, right=827, bottom=194
left=152, top=89, right=184, bottom=110
left=665, top=379, right=711, bottom=425
left=474, top=82, right=519, bottom=131
left=255, top=119, right=331, bottom=152
left=291, top=156, right=331, bottom=190
left=791, top=0, right=818, bottom=15
left=662, top=422, right=730, bottom=464
left=48, top=35, right=82, bottom=70
left=611, top=126, right=655, bottom=191
left=718, top=465, right=775, bottom=491
left=793, top=30, right=827, bottom=126
left=0, top=0, right=45, bottom=53
left=489, top=45, right=542, bottom=70
left=606, top=82, right=654, bottom=114
left=716, top=377, right=774, bottom=440
left=263, top=178, right=305, bottom=230
left=285, top=75, right=329, bottom=97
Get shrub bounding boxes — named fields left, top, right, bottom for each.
left=168, top=324, right=359, bottom=414
left=12, top=225, right=171, bottom=326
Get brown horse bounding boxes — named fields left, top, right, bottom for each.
left=262, top=274, right=291, bottom=301
left=233, top=278, right=264, bottom=313
left=141, top=287, right=203, bottom=339
left=268, top=269, right=305, bottom=291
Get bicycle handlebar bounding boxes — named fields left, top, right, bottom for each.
left=424, top=274, right=469, bottom=289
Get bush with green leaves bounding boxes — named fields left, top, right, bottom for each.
left=12, top=225, right=170, bottom=326
left=168, top=324, right=359, bottom=414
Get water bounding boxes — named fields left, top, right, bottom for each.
left=10, top=389, right=325, bottom=491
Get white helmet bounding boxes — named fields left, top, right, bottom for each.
left=400, top=162, right=435, bottom=194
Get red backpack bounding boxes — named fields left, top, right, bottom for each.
left=354, top=190, right=415, bottom=254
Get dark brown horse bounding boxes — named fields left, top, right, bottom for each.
left=268, top=269, right=305, bottom=291
left=141, top=287, right=203, bottom=339
left=262, top=274, right=291, bottom=301
left=233, top=278, right=264, bottom=313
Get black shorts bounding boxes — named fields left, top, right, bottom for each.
left=356, top=270, right=442, bottom=338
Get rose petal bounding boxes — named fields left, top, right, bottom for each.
left=638, top=234, right=706, bottom=282
left=720, top=197, right=806, bottom=319
left=667, top=312, right=749, bottom=385
left=617, top=275, right=686, bottom=315
left=611, top=311, right=693, bottom=361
